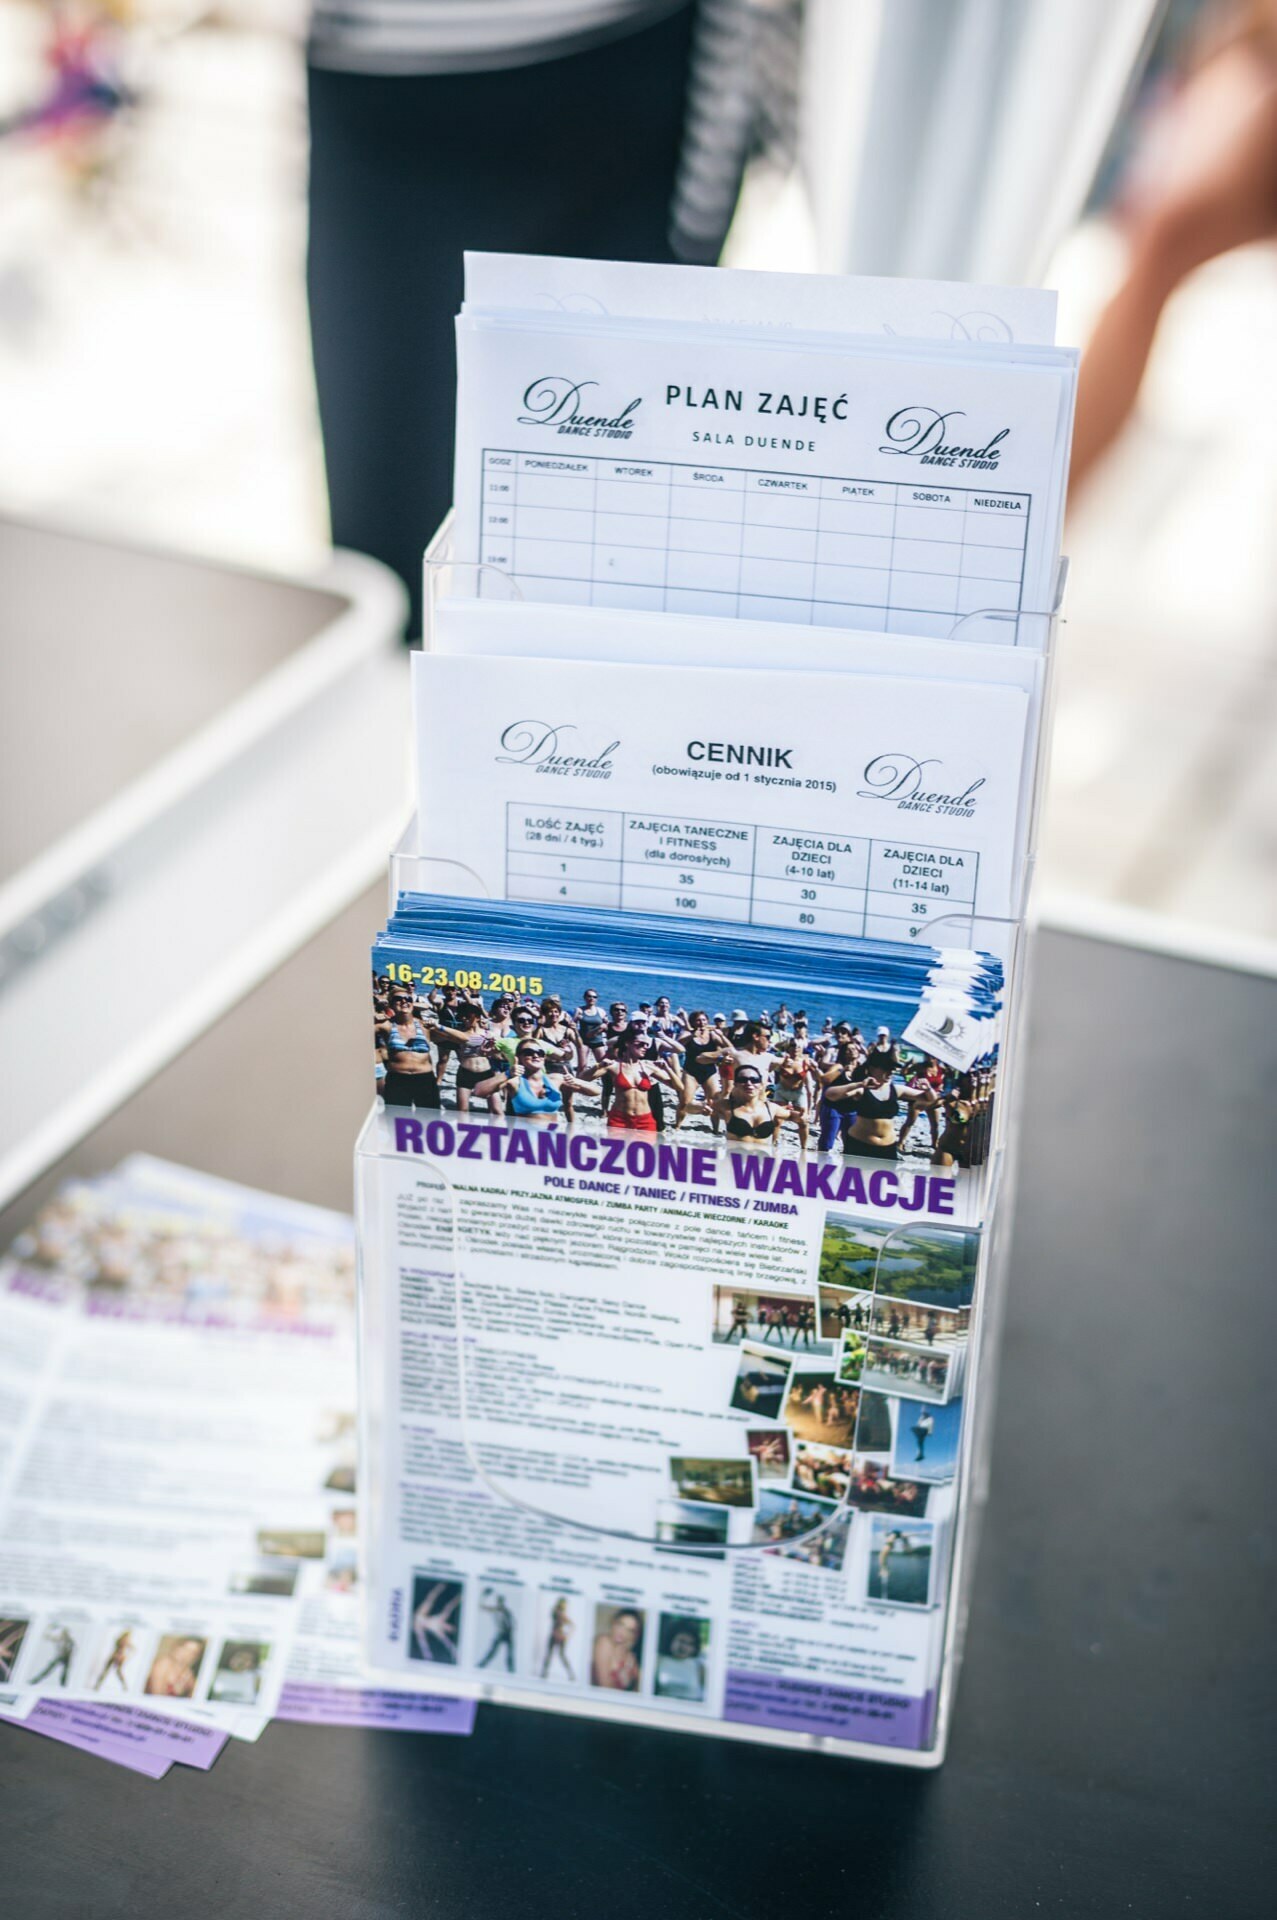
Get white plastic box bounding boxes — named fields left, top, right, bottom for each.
left=0, top=519, right=410, bottom=1209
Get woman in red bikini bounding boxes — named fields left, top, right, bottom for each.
left=583, top=1026, right=681, bottom=1132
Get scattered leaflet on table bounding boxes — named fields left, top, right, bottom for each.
left=0, top=1157, right=476, bottom=1776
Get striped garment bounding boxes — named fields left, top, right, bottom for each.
left=307, top=0, right=688, bottom=74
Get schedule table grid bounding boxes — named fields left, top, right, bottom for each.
left=479, top=449, right=1031, bottom=631
left=504, top=802, right=981, bottom=940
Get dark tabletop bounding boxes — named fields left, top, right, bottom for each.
left=3, top=926, right=1273, bottom=1919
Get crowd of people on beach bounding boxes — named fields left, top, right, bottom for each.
left=373, top=976, right=993, bottom=1165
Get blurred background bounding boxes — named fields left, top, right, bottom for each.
left=1, top=0, right=1274, bottom=956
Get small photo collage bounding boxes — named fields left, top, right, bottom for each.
left=405, top=1572, right=715, bottom=1708
left=0, top=1611, right=279, bottom=1708
left=699, top=1212, right=975, bottom=1605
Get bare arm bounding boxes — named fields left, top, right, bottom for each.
left=1072, top=41, right=1277, bottom=490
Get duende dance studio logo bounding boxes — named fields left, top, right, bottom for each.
left=517, top=376, right=641, bottom=440
left=858, top=754, right=984, bottom=820
left=497, top=720, right=618, bottom=780
left=878, top=405, right=1008, bottom=470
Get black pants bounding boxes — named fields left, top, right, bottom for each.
left=307, top=5, right=697, bottom=635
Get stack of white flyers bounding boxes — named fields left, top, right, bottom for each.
left=455, top=254, right=1076, bottom=642
left=464, top=251, right=1059, bottom=343
left=355, top=249, right=1077, bottom=1764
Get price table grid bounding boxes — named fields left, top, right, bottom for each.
left=505, top=804, right=980, bottom=943
left=478, top=449, right=1030, bottom=634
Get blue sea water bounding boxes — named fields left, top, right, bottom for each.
left=378, top=946, right=934, bottom=1043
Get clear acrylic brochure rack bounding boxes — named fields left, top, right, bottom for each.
left=354, top=518, right=1065, bottom=1763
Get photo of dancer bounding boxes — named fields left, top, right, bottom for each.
left=784, top=1374, right=894, bottom=1450
left=93, top=1625, right=140, bottom=1692
left=590, top=1605, right=645, bottom=1692
left=783, top=1373, right=863, bottom=1447
left=0, top=1617, right=29, bottom=1683
left=890, top=1396, right=964, bottom=1484
left=669, top=1457, right=755, bottom=1508
left=818, top=1284, right=876, bottom=1343
left=728, top=1344, right=792, bottom=1421
left=26, top=1621, right=77, bottom=1688
left=144, top=1634, right=207, bottom=1699
left=653, top=1615, right=710, bottom=1703
left=751, top=1490, right=852, bottom=1572
left=778, top=1508, right=853, bottom=1572
left=476, top=1588, right=519, bottom=1672
left=536, top=1591, right=580, bottom=1683
left=861, top=1339, right=956, bottom=1404
left=746, top=1429, right=792, bottom=1483
left=846, top=1462, right=931, bottom=1518
left=791, top=1441, right=854, bottom=1500
left=208, top=1640, right=269, bottom=1706
left=713, top=1287, right=829, bottom=1354
left=409, top=1575, right=463, bottom=1665
left=866, top=1519, right=936, bottom=1609
left=373, top=966, right=996, bottom=1168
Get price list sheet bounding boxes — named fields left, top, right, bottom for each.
left=505, top=803, right=979, bottom=941
left=412, top=652, right=1030, bottom=925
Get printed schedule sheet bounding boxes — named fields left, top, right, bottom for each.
left=478, top=452, right=1031, bottom=634
left=453, top=310, right=1075, bottom=641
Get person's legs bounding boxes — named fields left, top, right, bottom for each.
left=307, top=4, right=697, bottom=633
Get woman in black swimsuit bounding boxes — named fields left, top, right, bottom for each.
left=816, top=1039, right=864, bottom=1152
left=842, top=1058, right=902, bottom=1160
left=675, top=1010, right=730, bottom=1132
left=715, top=1063, right=779, bottom=1148
left=867, top=1027, right=898, bottom=1072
